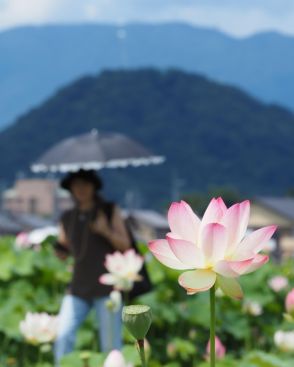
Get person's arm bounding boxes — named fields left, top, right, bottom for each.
left=91, top=206, right=131, bottom=252
left=54, top=223, right=70, bottom=260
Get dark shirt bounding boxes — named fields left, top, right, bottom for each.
left=61, top=202, right=114, bottom=300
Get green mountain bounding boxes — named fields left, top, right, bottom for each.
left=2, top=23, right=294, bottom=129
left=0, top=69, right=294, bottom=207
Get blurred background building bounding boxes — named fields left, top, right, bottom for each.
left=2, top=179, right=72, bottom=216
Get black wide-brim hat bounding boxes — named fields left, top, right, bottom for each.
left=60, top=169, right=103, bottom=191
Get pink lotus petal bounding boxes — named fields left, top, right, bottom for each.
left=99, top=274, right=116, bottom=285
left=148, top=239, right=191, bottom=270
left=178, top=269, right=216, bottom=295
left=201, top=197, right=227, bottom=227
left=124, top=249, right=144, bottom=273
left=217, top=275, right=243, bottom=300
left=201, top=223, right=228, bottom=264
left=105, top=252, right=124, bottom=272
left=221, top=200, right=250, bottom=253
left=213, top=258, right=253, bottom=278
left=216, top=197, right=227, bottom=213
left=213, top=260, right=239, bottom=277
left=168, top=201, right=200, bottom=242
left=166, top=235, right=204, bottom=268
left=234, top=225, right=277, bottom=260
left=239, top=254, right=269, bottom=275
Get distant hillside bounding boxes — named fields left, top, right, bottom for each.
left=0, top=69, right=294, bottom=207
left=1, top=23, right=294, bottom=128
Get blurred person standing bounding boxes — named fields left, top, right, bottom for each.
left=53, top=169, right=131, bottom=366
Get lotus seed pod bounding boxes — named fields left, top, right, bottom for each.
left=122, top=305, right=152, bottom=340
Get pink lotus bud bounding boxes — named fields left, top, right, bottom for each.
left=286, top=289, right=294, bottom=316
left=206, top=336, right=226, bottom=360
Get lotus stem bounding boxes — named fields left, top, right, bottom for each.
left=137, top=339, right=147, bottom=367
left=210, top=284, right=216, bottom=367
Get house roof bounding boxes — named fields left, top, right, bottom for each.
left=10, top=213, right=54, bottom=229
left=255, top=197, right=294, bottom=221
left=0, top=211, right=54, bottom=234
left=0, top=212, right=22, bottom=233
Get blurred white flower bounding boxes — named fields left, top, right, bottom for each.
left=99, top=249, right=144, bottom=291
left=29, top=226, right=58, bottom=244
left=274, top=330, right=294, bottom=352
left=103, top=350, right=133, bottom=367
left=15, top=226, right=58, bottom=249
left=243, top=300, right=263, bottom=316
left=20, top=312, right=58, bottom=345
left=105, top=290, right=122, bottom=313
left=215, top=288, right=225, bottom=298
left=268, top=276, right=288, bottom=292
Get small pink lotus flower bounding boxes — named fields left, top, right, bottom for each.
left=103, top=350, right=133, bottom=367
left=268, top=276, right=288, bottom=292
left=285, top=289, right=294, bottom=316
left=99, top=249, right=144, bottom=291
left=206, top=336, right=226, bottom=359
left=148, top=198, right=276, bottom=299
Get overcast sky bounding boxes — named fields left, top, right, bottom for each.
left=1, top=0, right=294, bottom=37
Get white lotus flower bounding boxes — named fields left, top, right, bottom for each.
left=104, top=350, right=133, bottom=367
left=19, top=312, right=58, bottom=345
left=15, top=226, right=58, bottom=249
left=274, top=330, right=294, bottom=352
left=99, top=249, right=144, bottom=291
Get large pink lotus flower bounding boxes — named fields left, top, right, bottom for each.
left=149, top=198, right=276, bottom=299
left=206, top=336, right=226, bottom=359
left=99, top=249, right=144, bottom=291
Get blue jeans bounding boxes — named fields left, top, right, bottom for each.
left=54, top=294, right=122, bottom=366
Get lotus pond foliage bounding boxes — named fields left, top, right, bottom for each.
left=0, top=233, right=294, bottom=366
